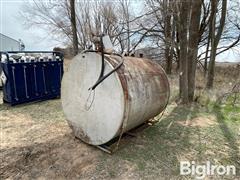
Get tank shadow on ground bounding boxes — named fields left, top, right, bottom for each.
left=95, top=105, right=200, bottom=178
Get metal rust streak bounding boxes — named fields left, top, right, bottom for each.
left=106, top=55, right=129, bottom=100
left=104, top=55, right=131, bottom=139
left=107, top=55, right=169, bottom=104
left=106, top=55, right=170, bottom=133
left=126, top=57, right=162, bottom=76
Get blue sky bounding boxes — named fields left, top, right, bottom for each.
left=0, top=0, right=239, bottom=62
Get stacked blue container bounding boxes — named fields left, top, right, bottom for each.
left=0, top=51, right=64, bottom=105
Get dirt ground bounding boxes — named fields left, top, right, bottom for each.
left=0, top=96, right=99, bottom=179
left=0, top=61, right=240, bottom=179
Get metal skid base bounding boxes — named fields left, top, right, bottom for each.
left=95, top=122, right=151, bottom=154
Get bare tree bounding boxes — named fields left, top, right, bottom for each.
left=144, top=0, right=175, bottom=73
left=187, top=0, right=202, bottom=101
left=206, top=0, right=227, bottom=89
left=21, top=0, right=125, bottom=51
left=163, top=0, right=174, bottom=74
left=70, top=0, right=78, bottom=55
left=178, top=0, right=190, bottom=103
left=20, top=0, right=240, bottom=104
left=197, top=0, right=240, bottom=72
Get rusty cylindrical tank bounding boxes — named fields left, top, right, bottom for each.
left=61, top=52, right=170, bottom=145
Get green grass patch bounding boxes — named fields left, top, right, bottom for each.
left=96, top=99, right=240, bottom=178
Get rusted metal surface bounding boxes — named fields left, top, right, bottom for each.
left=61, top=52, right=170, bottom=145
left=107, top=55, right=170, bottom=133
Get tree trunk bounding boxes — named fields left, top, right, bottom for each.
left=204, top=35, right=210, bottom=77
left=70, top=0, right=79, bottom=55
left=169, top=11, right=175, bottom=71
left=179, top=1, right=190, bottom=104
left=187, top=0, right=202, bottom=101
left=174, top=4, right=180, bottom=72
left=164, top=0, right=172, bottom=74
left=206, top=0, right=217, bottom=88
left=207, top=0, right=227, bottom=89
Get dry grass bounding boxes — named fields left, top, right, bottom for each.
left=0, top=97, right=101, bottom=179
left=168, top=62, right=240, bottom=104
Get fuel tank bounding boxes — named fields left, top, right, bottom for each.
left=61, top=52, right=170, bottom=145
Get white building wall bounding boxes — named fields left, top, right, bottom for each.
left=0, top=33, right=20, bottom=51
